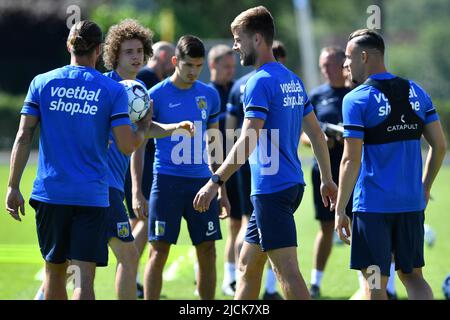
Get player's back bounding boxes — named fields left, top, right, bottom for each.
left=22, top=65, right=129, bottom=207
left=343, top=72, right=439, bottom=213
left=244, top=62, right=313, bottom=195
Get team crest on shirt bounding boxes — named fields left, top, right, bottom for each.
left=195, top=96, right=208, bottom=120
left=155, top=220, right=166, bottom=236
left=117, top=222, right=130, bottom=239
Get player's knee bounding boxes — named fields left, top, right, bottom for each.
left=196, top=241, right=216, bottom=260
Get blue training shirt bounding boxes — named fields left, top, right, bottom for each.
left=343, top=72, right=439, bottom=213
left=21, top=65, right=130, bottom=207
left=104, top=70, right=146, bottom=192
left=243, top=62, right=313, bottom=195
left=227, top=71, right=255, bottom=127
left=150, top=78, right=220, bottom=178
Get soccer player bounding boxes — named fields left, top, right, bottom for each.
left=141, top=35, right=230, bottom=300
left=224, top=40, right=288, bottom=300
left=5, top=20, right=151, bottom=300
left=102, top=19, right=194, bottom=300
left=193, top=6, right=337, bottom=300
left=130, top=41, right=176, bottom=297
left=300, top=46, right=353, bottom=299
left=335, top=29, right=446, bottom=300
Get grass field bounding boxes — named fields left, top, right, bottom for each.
left=0, top=154, right=449, bottom=300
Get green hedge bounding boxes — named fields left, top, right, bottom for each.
left=1, top=92, right=450, bottom=150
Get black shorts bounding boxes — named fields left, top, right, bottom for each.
left=31, top=199, right=108, bottom=266
left=228, top=162, right=253, bottom=220
left=312, top=166, right=353, bottom=221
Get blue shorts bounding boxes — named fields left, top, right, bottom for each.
left=245, top=184, right=304, bottom=251
left=31, top=199, right=108, bottom=266
left=148, top=174, right=222, bottom=245
left=228, top=162, right=253, bottom=220
left=350, top=211, right=425, bottom=276
left=124, top=140, right=154, bottom=219
left=107, top=188, right=134, bottom=242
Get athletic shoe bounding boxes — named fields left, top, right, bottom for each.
left=137, top=282, right=144, bottom=299
left=309, top=284, right=321, bottom=299
left=386, top=290, right=398, bottom=300
left=222, top=281, right=236, bottom=296
left=262, top=291, right=283, bottom=300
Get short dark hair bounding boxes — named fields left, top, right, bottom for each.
left=321, top=46, right=346, bottom=63
left=231, top=6, right=275, bottom=46
left=175, top=35, right=205, bottom=60
left=272, top=40, right=286, bottom=61
left=67, top=20, right=103, bottom=56
left=348, top=29, right=385, bottom=54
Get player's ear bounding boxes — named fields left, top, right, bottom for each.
left=171, top=55, right=177, bottom=67
left=361, top=50, right=369, bottom=64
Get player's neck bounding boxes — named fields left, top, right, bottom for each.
left=115, top=67, right=137, bottom=81
left=254, top=51, right=276, bottom=69
left=366, top=63, right=388, bottom=79
left=170, top=74, right=194, bottom=90
left=70, top=55, right=96, bottom=68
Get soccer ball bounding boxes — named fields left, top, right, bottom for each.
left=443, top=274, right=450, bottom=300
left=423, top=224, right=436, bottom=247
left=119, top=80, right=150, bottom=123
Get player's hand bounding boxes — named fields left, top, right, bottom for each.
left=320, top=180, right=338, bottom=211
left=176, top=121, right=195, bottom=137
left=5, top=187, right=25, bottom=222
left=218, top=185, right=230, bottom=219
left=335, top=211, right=351, bottom=245
left=193, top=180, right=219, bottom=213
left=135, top=99, right=153, bottom=131
left=132, top=191, right=148, bottom=220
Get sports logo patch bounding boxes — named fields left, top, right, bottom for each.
left=195, top=96, right=207, bottom=110
left=155, top=220, right=166, bottom=236
left=117, top=222, right=130, bottom=239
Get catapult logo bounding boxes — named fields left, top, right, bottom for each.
left=387, top=114, right=419, bottom=132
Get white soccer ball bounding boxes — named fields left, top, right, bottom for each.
left=443, top=274, right=450, bottom=300
left=119, top=80, right=150, bottom=123
left=424, top=224, right=436, bottom=247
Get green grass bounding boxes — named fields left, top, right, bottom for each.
left=1, top=157, right=449, bottom=300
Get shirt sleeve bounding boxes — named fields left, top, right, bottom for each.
left=111, top=85, right=131, bottom=128
left=208, top=88, right=221, bottom=124
left=302, top=87, right=313, bottom=117
left=244, top=76, right=270, bottom=121
left=21, top=76, right=41, bottom=117
left=410, top=81, right=439, bottom=124
left=342, top=91, right=366, bottom=139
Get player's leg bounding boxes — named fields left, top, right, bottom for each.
left=109, top=238, right=139, bottom=299
left=144, top=174, right=182, bottom=299
left=360, top=267, right=388, bottom=300
left=186, top=176, right=222, bottom=300
left=144, top=240, right=171, bottom=299
left=107, top=187, right=139, bottom=299
left=44, top=261, right=69, bottom=300
left=70, top=259, right=96, bottom=300
left=70, top=206, right=109, bottom=300
left=397, top=268, right=433, bottom=300
left=32, top=199, right=73, bottom=300
left=394, top=211, right=433, bottom=300
left=234, top=240, right=267, bottom=300
left=267, top=246, right=309, bottom=299
left=195, top=241, right=217, bottom=300
left=222, top=172, right=244, bottom=295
